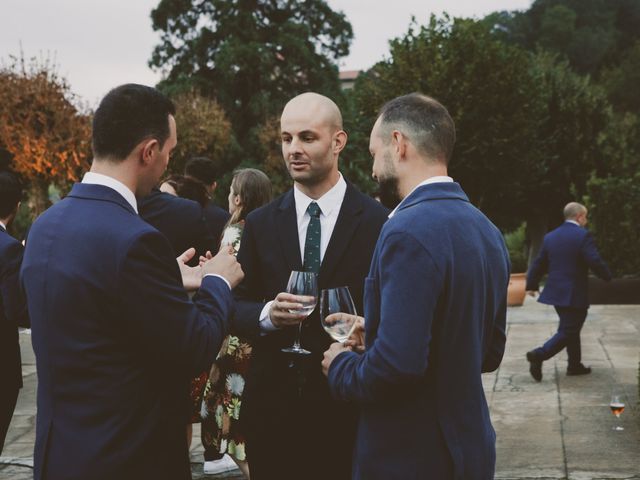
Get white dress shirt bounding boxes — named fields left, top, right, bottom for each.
left=0, top=221, right=6, bottom=230
left=388, top=175, right=453, bottom=219
left=82, top=172, right=138, bottom=213
left=566, top=220, right=580, bottom=226
left=259, top=173, right=348, bottom=332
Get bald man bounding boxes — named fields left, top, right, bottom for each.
left=232, top=93, right=388, bottom=479
left=526, top=202, right=611, bottom=381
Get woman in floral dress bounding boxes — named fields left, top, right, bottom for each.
left=200, top=168, right=272, bottom=479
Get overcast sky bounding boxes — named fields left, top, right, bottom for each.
left=1, top=0, right=532, bottom=107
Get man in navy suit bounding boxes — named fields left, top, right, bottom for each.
left=233, top=93, right=388, bottom=480
left=21, top=84, right=243, bottom=480
left=184, top=156, right=230, bottom=244
left=323, top=93, right=509, bottom=480
left=0, top=170, right=29, bottom=455
left=525, top=202, right=611, bottom=381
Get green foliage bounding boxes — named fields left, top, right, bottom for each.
left=504, top=223, right=528, bottom=273
left=350, top=16, right=540, bottom=229
left=150, top=0, right=353, bottom=170
left=585, top=113, right=640, bottom=276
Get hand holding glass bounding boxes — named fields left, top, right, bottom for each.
left=281, top=271, right=317, bottom=355
left=320, top=287, right=357, bottom=343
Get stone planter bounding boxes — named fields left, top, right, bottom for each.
left=507, top=273, right=527, bottom=306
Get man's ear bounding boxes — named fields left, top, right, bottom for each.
left=139, top=138, right=159, bottom=166
left=333, top=130, right=348, bottom=154
left=391, top=130, right=407, bottom=159
left=210, top=181, right=218, bottom=193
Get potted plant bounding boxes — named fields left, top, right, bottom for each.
left=504, top=223, right=528, bottom=306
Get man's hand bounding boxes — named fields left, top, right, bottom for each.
left=177, top=248, right=203, bottom=291
left=526, top=290, right=538, bottom=297
left=322, top=342, right=350, bottom=377
left=201, top=248, right=244, bottom=289
left=344, top=315, right=365, bottom=353
left=268, top=292, right=314, bottom=328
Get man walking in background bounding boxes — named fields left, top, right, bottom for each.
left=526, top=202, right=612, bottom=381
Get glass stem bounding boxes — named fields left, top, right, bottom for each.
left=293, top=323, right=303, bottom=349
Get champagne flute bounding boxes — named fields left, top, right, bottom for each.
left=610, top=393, right=625, bottom=431
left=320, top=286, right=357, bottom=343
left=281, top=271, right=317, bottom=355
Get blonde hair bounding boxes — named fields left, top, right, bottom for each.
left=228, top=168, right=272, bottom=225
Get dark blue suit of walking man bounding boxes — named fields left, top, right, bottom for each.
left=323, top=94, right=509, bottom=480
left=526, top=202, right=611, bottom=381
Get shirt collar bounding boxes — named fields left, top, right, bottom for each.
left=0, top=220, right=6, bottom=230
left=82, top=172, right=138, bottom=213
left=565, top=220, right=580, bottom=226
left=388, top=175, right=453, bottom=218
left=294, top=173, right=347, bottom=220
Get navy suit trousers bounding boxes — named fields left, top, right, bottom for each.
left=536, top=306, right=588, bottom=367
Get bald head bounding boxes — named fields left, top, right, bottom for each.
left=281, top=92, right=343, bottom=132
left=563, top=202, right=587, bottom=220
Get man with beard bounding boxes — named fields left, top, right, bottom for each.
left=232, top=92, right=388, bottom=479
left=323, top=93, right=510, bottom=479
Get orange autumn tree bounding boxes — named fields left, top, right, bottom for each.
left=0, top=56, right=91, bottom=215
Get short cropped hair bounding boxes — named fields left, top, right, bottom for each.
left=92, top=84, right=176, bottom=161
left=563, top=202, right=587, bottom=220
left=0, top=171, right=23, bottom=218
left=184, top=157, right=220, bottom=185
left=378, top=93, right=456, bottom=164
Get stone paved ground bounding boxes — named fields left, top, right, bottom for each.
left=2, top=298, right=638, bottom=479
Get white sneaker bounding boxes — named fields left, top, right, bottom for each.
left=203, top=454, right=238, bottom=474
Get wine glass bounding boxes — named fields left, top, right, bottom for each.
left=320, top=286, right=357, bottom=343
left=281, top=271, right=317, bottom=355
left=609, top=393, right=625, bottom=431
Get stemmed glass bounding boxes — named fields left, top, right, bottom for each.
left=320, top=286, right=357, bottom=343
left=609, top=393, right=625, bottom=431
left=281, top=271, right=317, bottom=355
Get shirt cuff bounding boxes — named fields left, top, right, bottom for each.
left=203, top=273, right=231, bottom=291
left=259, top=300, right=279, bottom=333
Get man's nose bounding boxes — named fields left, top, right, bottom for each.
left=289, top=137, right=304, bottom=155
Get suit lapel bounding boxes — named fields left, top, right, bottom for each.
left=276, top=190, right=303, bottom=272
left=319, top=182, right=364, bottom=282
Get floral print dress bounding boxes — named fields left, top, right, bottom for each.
left=200, top=222, right=252, bottom=461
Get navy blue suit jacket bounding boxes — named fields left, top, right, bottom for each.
left=139, top=188, right=215, bottom=263
left=21, top=183, right=233, bottom=480
left=328, top=183, right=509, bottom=480
left=234, top=181, right=388, bottom=478
left=526, top=222, right=611, bottom=308
left=0, top=227, right=29, bottom=390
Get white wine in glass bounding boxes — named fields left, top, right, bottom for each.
left=281, top=271, right=317, bottom=355
left=320, top=287, right=357, bottom=343
left=610, top=394, right=625, bottom=431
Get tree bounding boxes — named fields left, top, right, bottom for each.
left=351, top=16, right=541, bottom=230
left=149, top=0, right=353, bottom=165
left=349, top=16, right=617, bottom=266
left=0, top=56, right=91, bottom=215
left=168, top=90, right=233, bottom=175
left=585, top=113, right=640, bottom=276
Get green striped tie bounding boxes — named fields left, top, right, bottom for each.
left=303, top=202, right=322, bottom=274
